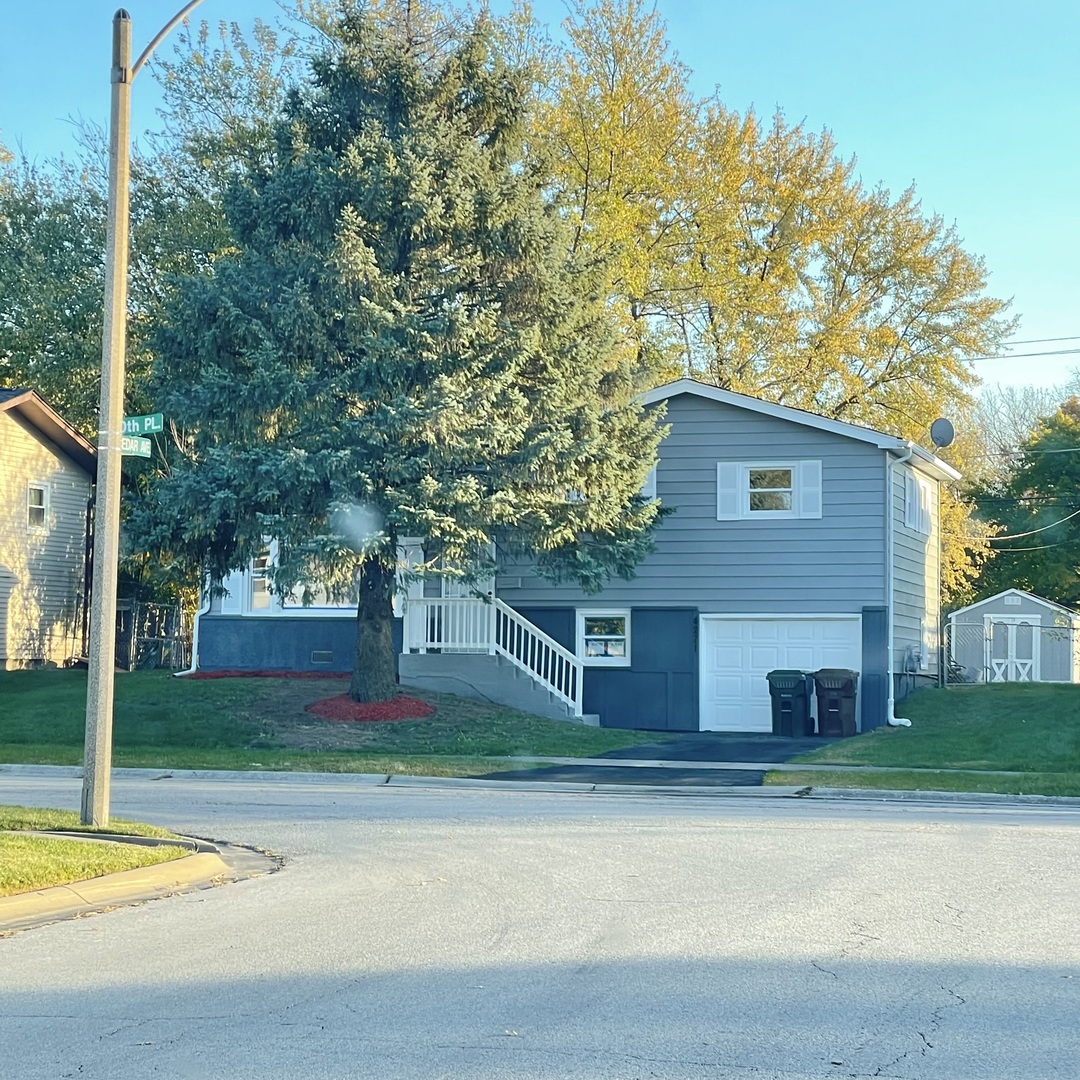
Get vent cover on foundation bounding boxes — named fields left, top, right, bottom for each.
left=310, top=650, right=334, bottom=664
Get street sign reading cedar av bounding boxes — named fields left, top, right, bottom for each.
left=123, top=413, right=163, bottom=436
left=121, top=435, right=152, bottom=458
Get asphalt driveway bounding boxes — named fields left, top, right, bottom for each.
left=477, top=731, right=841, bottom=787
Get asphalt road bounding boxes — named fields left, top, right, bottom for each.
left=3, top=772, right=1080, bottom=1080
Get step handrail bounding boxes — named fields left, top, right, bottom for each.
left=493, top=598, right=582, bottom=717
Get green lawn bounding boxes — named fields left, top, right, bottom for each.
left=0, top=805, right=187, bottom=900
left=792, top=683, right=1080, bottom=773
left=0, top=669, right=660, bottom=772
left=764, top=769, right=1080, bottom=797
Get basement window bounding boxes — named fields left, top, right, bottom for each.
left=577, top=610, right=631, bottom=667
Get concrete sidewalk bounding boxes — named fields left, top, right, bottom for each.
left=477, top=732, right=840, bottom=787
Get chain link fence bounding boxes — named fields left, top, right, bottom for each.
left=944, top=619, right=1080, bottom=685
left=114, top=600, right=191, bottom=671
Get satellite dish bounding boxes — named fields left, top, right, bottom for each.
left=930, top=417, right=955, bottom=450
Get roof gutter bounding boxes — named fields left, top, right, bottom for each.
left=885, top=446, right=914, bottom=727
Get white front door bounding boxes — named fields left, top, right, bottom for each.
left=986, top=617, right=1039, bottom=682
left=699, top=616, right=862, bottom=732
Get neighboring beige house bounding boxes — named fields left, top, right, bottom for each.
left=0, top=389, right=96, bottom=669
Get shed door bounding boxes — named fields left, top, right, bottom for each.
left=987, top=617, right=1039, bottom=682
left=699, top=616, right=862, bottom=732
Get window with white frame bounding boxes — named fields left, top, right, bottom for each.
left=716, top=461, right=822, bottom=520
left=26, top=484, right=48, bottom=531
left=250, top=548, right=272, bottom=611
left=577, top=610, right=631, bottom=666
left=281, top=579, right=360, bottom=609
left=904, top=470, right=932, bottom=535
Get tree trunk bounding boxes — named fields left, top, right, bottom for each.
left=349, top=557, right=398, bottom=703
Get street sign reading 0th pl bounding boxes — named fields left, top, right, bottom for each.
left=123, top=413, right=164, bottom=436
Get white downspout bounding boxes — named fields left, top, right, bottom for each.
left=174, top=578, right=210, bottom=677
left=886, top=446, right=914, bottom=726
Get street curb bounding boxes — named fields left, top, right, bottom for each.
left=5, top=762, right=1080, bottom=808
left=0, top=850, right=232, bottom=933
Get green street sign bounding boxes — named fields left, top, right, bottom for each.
left=123, top=413, right=164, bottom=436
left=121, top=435, right=152, bottom=458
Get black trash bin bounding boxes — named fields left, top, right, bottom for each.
left=766, top=670, right=814, bottom=737
left=813, top=669, right=859, bottom=737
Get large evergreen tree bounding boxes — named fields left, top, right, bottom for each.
left=969, top=399, right=1080, bottom=606
left=134, top=9, right=664, bottom=701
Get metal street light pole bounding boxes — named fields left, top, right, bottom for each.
left=82, top=2, right=207, bottom=827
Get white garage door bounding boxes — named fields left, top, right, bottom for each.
left=700, top=616, right=862, bottom=732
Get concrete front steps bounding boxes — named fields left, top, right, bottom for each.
left=398, top=652, right=599, bottom=725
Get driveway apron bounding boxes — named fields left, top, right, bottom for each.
left=475, top=732, right=841, bottom=787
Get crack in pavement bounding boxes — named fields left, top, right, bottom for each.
left=871, top=983, right=967, bottom=1077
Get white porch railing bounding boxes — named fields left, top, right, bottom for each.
left=404, top=597, right=583, bottom=717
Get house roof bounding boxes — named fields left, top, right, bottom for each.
left=0, top=388, right=97, bottom=477
left=642, top=379, right=961, bottom=482
left=948, top=588, right=1080, bottom=622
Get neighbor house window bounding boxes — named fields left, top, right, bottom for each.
left=904, top=470, right=932, bottom=535
left=282, top=579, right=360, bottom=609
left=577, top=610, right=631, bottom=666
left=250, top=549, right=272, bottom=611
left=716, top=461, right=822, bottom=520
left=27, top=484, right=47, bottom=531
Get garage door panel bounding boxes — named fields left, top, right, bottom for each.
left=748, top=646, right=783, bottom=669
left=780, top=646, right=818, bottom=670
left=700, top=617, right=862, bottom=732
left=712, top=645, right=749, bottom=667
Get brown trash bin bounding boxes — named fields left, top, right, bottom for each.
left=813, top=669, right=858, bottom=737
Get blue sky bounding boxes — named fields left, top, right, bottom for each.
left=1, top=1, right=1077, bottom=391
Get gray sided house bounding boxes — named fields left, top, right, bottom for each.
left=948, top=589, right=1080, bottom=684
left=0, top=389, right=96, bottom=669
left=192, top=380, right=956, bottom=734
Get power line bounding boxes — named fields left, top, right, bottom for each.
left=1001, top=336, right=1080, bottom=346
left=968, top=348, right=1080, bottom=361
left=987, top=540, right=1079, bottom=552
left=987, top=506, right=1080, bottom=541
left=986, top=445, right=1080, bottom=457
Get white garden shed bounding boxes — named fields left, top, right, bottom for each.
left=948, top=589, right=1080, bottom=683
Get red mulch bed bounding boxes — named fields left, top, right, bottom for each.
left=306, top=694, right=436, bottom=723
left=187, top=669, right=350, bottom=680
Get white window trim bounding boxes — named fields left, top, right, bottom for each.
left=577, top=609, right=631, bottom=667
left=26, top=482, right=49, bottom=533
left=717, top=460, right=822, bottom=521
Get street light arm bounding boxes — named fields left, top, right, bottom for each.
left=131, top=0, right=207, bottom=79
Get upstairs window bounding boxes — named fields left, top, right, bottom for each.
left=717, top=461, right=822, bottom=520
left=748, top=467, right=793, bottom=511
left=27, top=484, right=47, bottom=531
